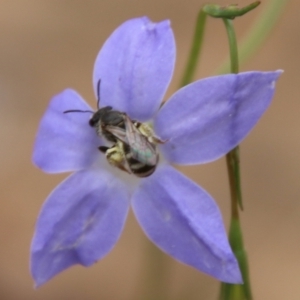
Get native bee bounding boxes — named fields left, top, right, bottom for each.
left=64, top=80, right=163, bottom=177
left=101, top=114, right=162, bottom=177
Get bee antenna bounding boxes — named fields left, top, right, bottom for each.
left=97, top=79, right=101, bottom=109
left=63, top=109, right=94, bottom=114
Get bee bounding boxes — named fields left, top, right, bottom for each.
left=64, top=80, right=163, bottom=177
left=102, top=114, right=161, bottom=177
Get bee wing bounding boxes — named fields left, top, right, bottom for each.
left=105, top=125, right=128, bottom=144
left=105, top=115, right=158, bottom=166
left=123, top=115, right=158, bottom=166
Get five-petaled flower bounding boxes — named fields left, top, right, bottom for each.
left=31, top=17, right=281, bottom=287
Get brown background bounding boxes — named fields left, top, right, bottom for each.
left=0, top=0, right=298, bottom=299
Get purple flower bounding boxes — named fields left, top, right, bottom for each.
left=31, top=17, right=281, bottom=287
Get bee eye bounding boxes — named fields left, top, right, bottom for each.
left=89, top=118, right=96, bottom=127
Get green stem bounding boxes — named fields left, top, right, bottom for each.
left=222, top=19, right=239, bottom=74
left=220, top=219, right=252, bottom=300
left=216, top=0, right=289, bottom=74
left=222, top=19, right=243, bottom=211
left=226, top=149, right=243, bottom=216
left=179, top=9, right=207, bottom=87
left=220, top=16, right=252, bottom=300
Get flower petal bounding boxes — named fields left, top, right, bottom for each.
left=31, top=168, right=130, bottom=286
left=33, top=89, right=101, bottom=173
left=93, top=17, right=175, bottom=121
left=154, top=71, right=282, bottom=164
left=132, top=165, right=242, bottom=283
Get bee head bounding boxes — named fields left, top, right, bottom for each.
left=89, top=106, right=113, bottom=127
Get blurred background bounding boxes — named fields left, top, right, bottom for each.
left=0, top=0, right=298, bottom=299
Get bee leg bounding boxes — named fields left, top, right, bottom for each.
left=105, top=144, right=131, bottom=175
left=137, top=122, right=167, bottom=144
left=98, top=146, right=109, bottom=153
left=149, top=136, right=167, bottom=144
